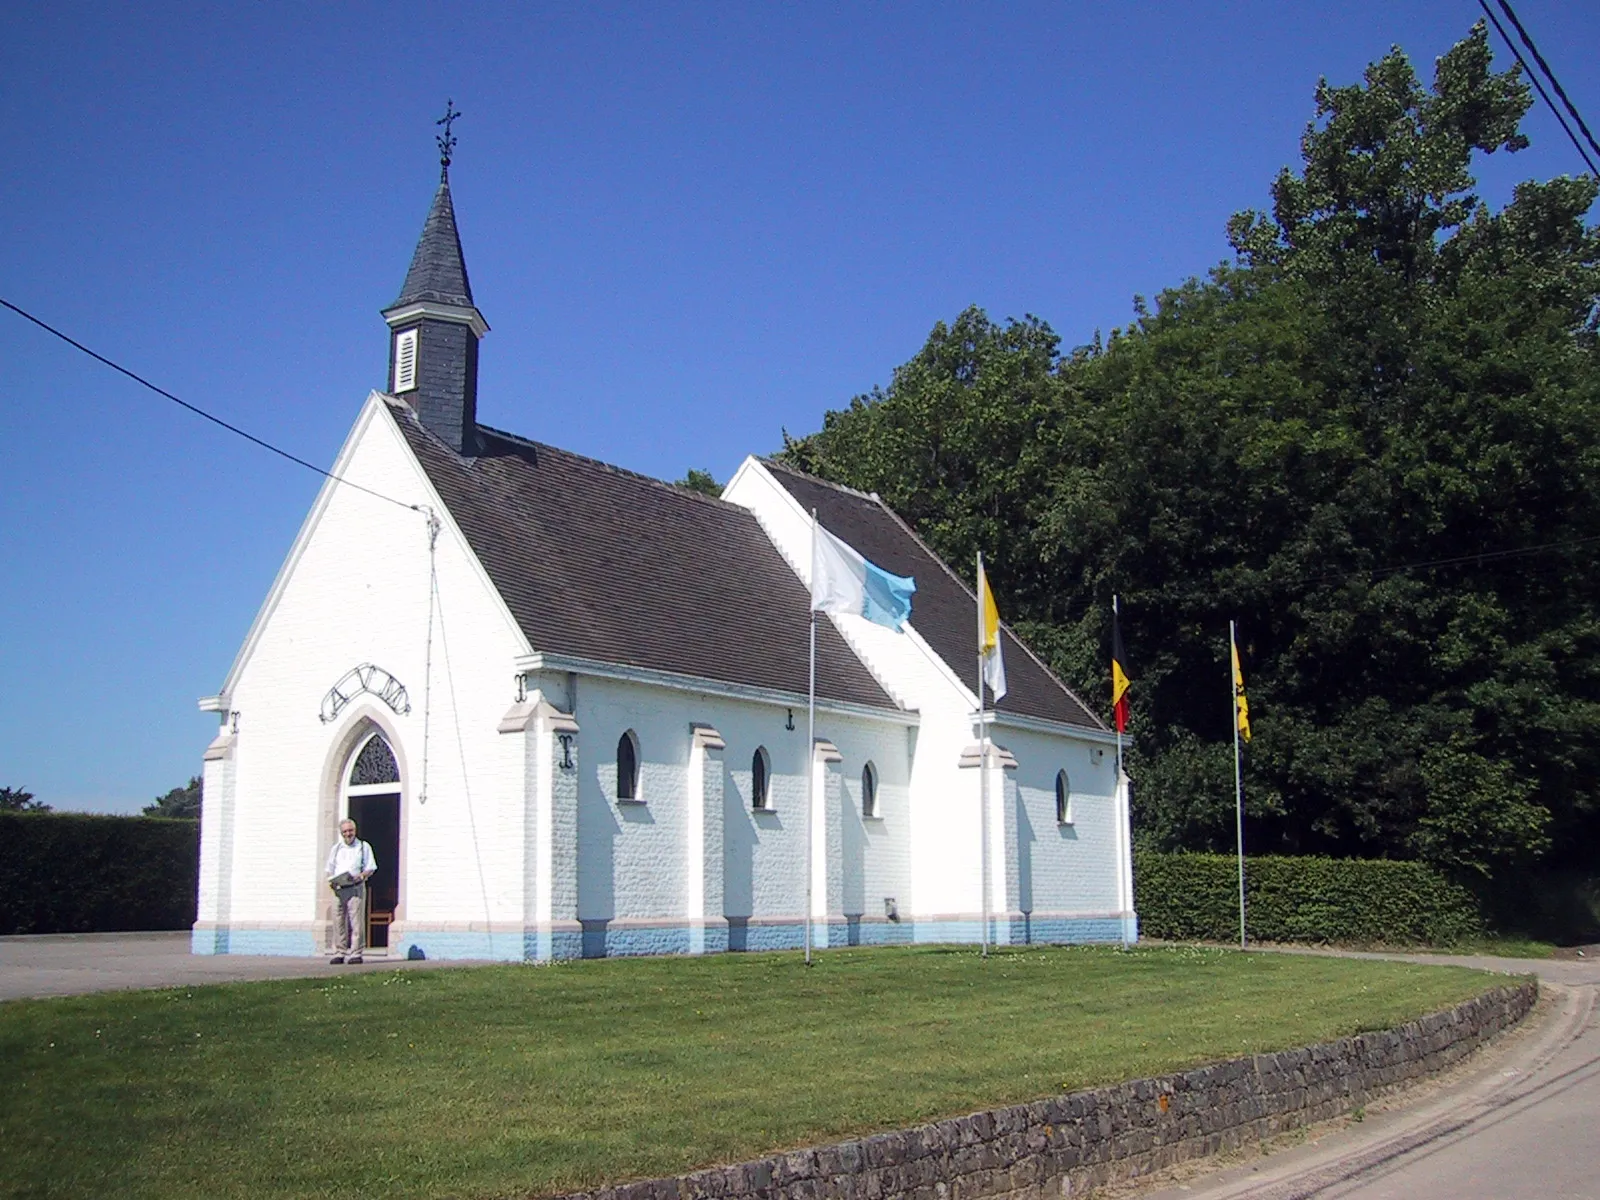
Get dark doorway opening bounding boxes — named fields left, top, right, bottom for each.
left=348, top=793, right=400, bottom=948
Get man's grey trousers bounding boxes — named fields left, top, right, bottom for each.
left=332, top=884, right=366, bottom=955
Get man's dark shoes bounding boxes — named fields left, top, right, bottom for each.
left=330, top=955, right=345, bottom=965
left=347, top=956, right=363, bottom=965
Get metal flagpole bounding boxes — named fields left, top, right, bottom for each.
left=1231, top=620, right=1246, bottom=950
left=806, top=510, right=817, bottom=966
left=1114, top=595, right=1124, bottom=784
left=1114, top=594, right=1127, bottom=949
left=977, top=552, right=990, bottom=959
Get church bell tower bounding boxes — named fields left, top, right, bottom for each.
left=381, top=101, right=488, bottom=456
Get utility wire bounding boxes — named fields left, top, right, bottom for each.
left=1303, top=531, right=1600, bottom=587
left=1494, top=0, right=1600, bottom=167
left=1, top=296, right=421, bottom=514
left=7, top=303, right=1590, bottom=604
left=1476, top=0, right=1600, bottom=178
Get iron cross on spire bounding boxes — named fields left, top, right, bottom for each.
left=437, top=99, right=462, bottom=177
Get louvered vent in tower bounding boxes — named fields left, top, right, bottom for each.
left=393, top=328, right=418, bottom=393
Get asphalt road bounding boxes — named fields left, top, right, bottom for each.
left=1135, top=950, right=1600, bottom=1200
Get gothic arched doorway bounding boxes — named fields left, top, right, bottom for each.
left=344, top=731, right=402, bottom=949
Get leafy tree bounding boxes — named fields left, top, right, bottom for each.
left=675, top=468, right=722, bottom=498
left=781, top=307, right=1076, bottom=623
left=0, top=786, right=49, bottom=813
left=782, top=24, right=1598, bottom=879
left=143, top=776, right=201, bottom=819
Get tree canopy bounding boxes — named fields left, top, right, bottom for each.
left=675, top=468, right=723, bottom=498
left=0, top=787, right=49, bottom=813
left=143, top=776, right=201, bottom=819
left=781, top=24, right=1600, bottom=879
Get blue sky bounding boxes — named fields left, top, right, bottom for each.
left=3, top=3, right=1596, bottom=813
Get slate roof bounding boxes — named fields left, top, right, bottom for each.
left=387, top=176, right=476, bottom=311
left=392, top=406, right=897, bottom=712
left=763, top=461, right=1106, bottom=731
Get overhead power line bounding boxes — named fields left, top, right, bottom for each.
left=0, top=297, right=420, bottom=514
left=1476, top=0, right=1600, bottom=178
left=1306, top=531, right=1600, bottom=587
left=1493, top=0, right=1600, bottom=167
left=7, top=300, right=1591, bottom=604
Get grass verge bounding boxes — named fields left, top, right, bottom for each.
left=0, top=944, right=1506, bottom=1200
left=1433, top=935, right=1557, bottom=959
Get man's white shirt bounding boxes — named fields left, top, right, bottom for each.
left=326, top=838, right=376, bottom=881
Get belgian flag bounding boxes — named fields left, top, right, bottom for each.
left=1111, top=596, right=1130, bottom=734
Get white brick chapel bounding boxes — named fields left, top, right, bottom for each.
left=191, top=152, right=1136, bottom=961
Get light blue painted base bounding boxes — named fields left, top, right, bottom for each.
left=844, top=918, right=916, bottom=945
left=913, top=916, right=1137, bottom=947
left=527, top=928, right=585, bottom=962
left=726, top=918, right=805, bottom=952
left=1010, top=914, right=1139, bottom=945
left=391, top=930, right=526, bottom=962
left=583, top=922, right=688, bottom=958
left=193, top=915, right=1138, bottom=961
left=191, top=927, right=227, bottom=955
left=688, top=922, right=729, bottom=955
left=190, top=928, right=316, bottom=957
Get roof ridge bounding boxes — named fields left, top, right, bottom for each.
left=877, top=501, right=1107, bottom=727
left=759, top=457, right=880, bottom=503
left=474, top=422, right=735, bottom=508
left=764, top=457, right=1109, bottom=730
left=391, top=412, right=899, bottom=713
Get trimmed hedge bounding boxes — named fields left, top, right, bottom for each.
left=1134, top=851, right=1484, bottom=947
left=0, top=818, right=1490, bottom=944
left=0, top=811, right=199, bottom=935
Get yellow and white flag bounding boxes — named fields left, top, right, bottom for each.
left=978, top=555, right=1007, bottom=702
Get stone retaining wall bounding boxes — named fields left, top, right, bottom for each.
left=559, top=981, right=1536, bottom=1200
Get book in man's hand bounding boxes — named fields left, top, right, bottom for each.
left=328, top=871, right=365, bottom=890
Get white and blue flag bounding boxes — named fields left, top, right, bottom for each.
left=811, top=522, right=916, bottom=631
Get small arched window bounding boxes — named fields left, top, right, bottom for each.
left=862, top=761, right=879, bottom=818
left=617, top=730, right=640, bottom=801
left=752, top=746, right=771, bottom=810
left=1055, top=769, right=1072, bottom=825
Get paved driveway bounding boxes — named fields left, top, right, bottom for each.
left=1136, top=949, right=1600, bottom=1199
left=0, top=932, right=488, bottom=1001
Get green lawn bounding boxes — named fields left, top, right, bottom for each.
left=0, top=945, right=1506, bottom=1200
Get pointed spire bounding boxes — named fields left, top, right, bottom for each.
left=380, top=102, right=488, bottom=456
left=388, top=176, right=476, bottom=310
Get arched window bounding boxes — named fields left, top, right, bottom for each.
left=1055, top=769, right=1072, bottom=825
left=862, top=761, right=879, bottom=818
left=617, top=730, right=640, bottom=801
left=349, top=733, right=400, bottom=787
left=751, top=746, right=771, bottom=810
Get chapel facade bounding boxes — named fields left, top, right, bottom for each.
left=191, top=156, right=1136, bottom=961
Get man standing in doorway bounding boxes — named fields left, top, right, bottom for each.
left=325, top=818, right=376, bottom=964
